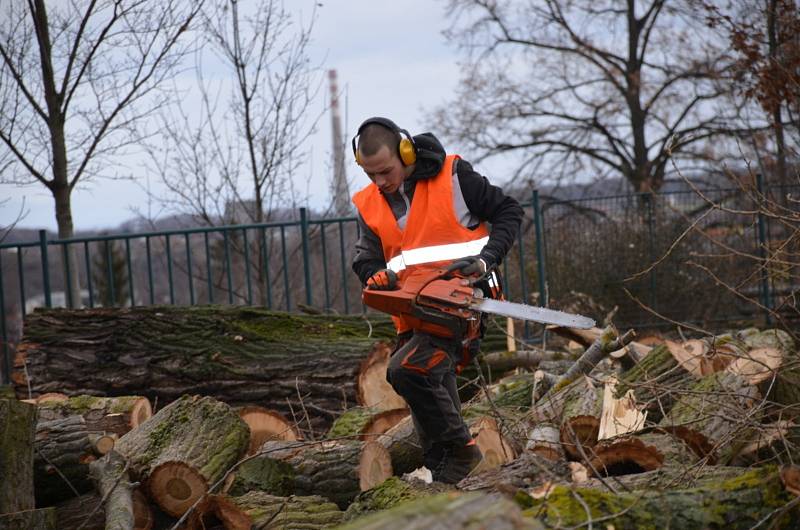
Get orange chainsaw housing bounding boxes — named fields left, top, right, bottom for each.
left=361, top=268, right=483, bottom=340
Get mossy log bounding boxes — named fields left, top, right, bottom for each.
left=559, top=378, right=604, bottom=461
left=343, top=477, right=454, bottom=521
left=54, top=491, right=153, bottom=530
left=33, top=415, right=114, bottom=506
left=660, top=372, right=761, bottom=463
left=579, top=464, right=761, bottom=491
left=227, top=439, right=392, bottom=509
left=115, top=395, right=249, bottom=517
left=13, top=307, right=396, bottom=434
left=32, top=395, right=152, bottom=437
left=187, top=491, right=343, bottom=530
left=89, top=451, right=135, bottom=530
left=615, top=343, right=699, bottom=423
left=0, top=508, right=57, bottom=530
left=522, top=465, right=799, bottom=529
left=457, top=451, right=572, bottom=493
left=335, top=491, right=544, bottom=530
left=0, top=399, right=36, bottom=513
left=327, top=407, right=409, bottom=441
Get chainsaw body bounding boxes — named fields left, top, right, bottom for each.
left=362, top=268, right=484, bottom=340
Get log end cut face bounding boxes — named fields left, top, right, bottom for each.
left=148, top=462, right=208, bottom=517
left=358, top=342, right=408, bottom=411
left=470, top=416, right=516, bottom=471
left=361, top=408, right=410, bottom=441
left=589, top=437, right=664, bottom=477
left=359, top=441, right=393, bottom=491
left=238, top=406, right=300, bottom=456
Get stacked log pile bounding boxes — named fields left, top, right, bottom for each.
left=4, top=306, right=800, bottom=529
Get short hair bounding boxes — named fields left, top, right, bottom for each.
left=357, top=123, right=400, bottom=158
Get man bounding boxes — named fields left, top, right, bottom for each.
left=351, top=117, right=523, bottom=483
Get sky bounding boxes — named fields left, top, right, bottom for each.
left=0, top=0, right=497, bottom=232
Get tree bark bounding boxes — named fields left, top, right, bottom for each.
left=457, top=452, right=572, bottom=493
left=115, top=395, right=249, bottom=517
left=343, top=476, right=454, bottom=521
left=187, top=491, right=343, bottom=530
left=54, top=491, right=153, bottom=530
left=327, top=407, right=409, bottom=442
left=13, top=307, right=396, bottom=434
left=525, top=465, right=799, bottom=529
left=89, top=451, right=135, bottom=530
left=32, top=395, right=152, bottom=437
left=0, top=508, right=57, bottom=530
left=0, top=399, right=37, bottom=513
left=227, top=439, right=392, bottom=509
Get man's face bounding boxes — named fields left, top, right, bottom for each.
left=359, top=145, right=407, bottom=195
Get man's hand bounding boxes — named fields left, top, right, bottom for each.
left=366, top=269, right=398, bottom=290
left=447, top=256, right=488, bottom=276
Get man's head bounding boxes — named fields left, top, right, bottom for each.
left=353, top=118, right=416, bottom=195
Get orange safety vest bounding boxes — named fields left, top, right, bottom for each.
left=352, top=155, right=490, bottom=333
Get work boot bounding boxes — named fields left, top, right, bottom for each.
left=432, top=440, right=483, bottom=484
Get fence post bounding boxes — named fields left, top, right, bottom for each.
left=532, top=190, right=548, bottom=308
left=756, top=173, right=772, bottom=324
left=39, top=230, right=52, bottom=308
left=645, top=194, right=657, bottom=312
left=0, top=261, right=8, bottom=384
left=300, top=207, right=313, bottom=306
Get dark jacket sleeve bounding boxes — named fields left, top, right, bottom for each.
left=456, top=159, right=523, bottom=267
left=352, top=214, right=386, bottom=285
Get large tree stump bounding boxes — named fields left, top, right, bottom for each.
left=660, top=371, right=761, bottom=463
left=13, top=307, right=396, bottom=433
left=0, top=508, right=57, bottom=530
left=522, top=465, right=799, bottom=529
left=226, top=439, right=393, bottom=509
left=0, top=399, right=37, bottom=513
left=187, top=491, right=343, bottom=530
left=115, top=395, right=249, bottom=517
left=32, top=395, right=152, bottom=437
left=334, top=491, right=543, bottom=530
left=33, top=415, right=114, bottom=506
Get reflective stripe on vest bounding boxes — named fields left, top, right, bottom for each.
left=385, top=235, right=490, bottom=273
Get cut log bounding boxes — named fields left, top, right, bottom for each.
left=344, top=476, right=454, bottom=521
left=615, top=343, right=699, bottom=423
left=588, top=431, right=695, bottom=477
left=237, top=406, right=299, bottom=456
left=13, top=307, right=397, bottom=433
left=357, top=341, right=407, bottom=411
left=458, top=451, right=572, bottom=493
left=730, top=420, right=795, bottom=466
left=334, top=491, right=542, bottom=530
left=328, top=407, right=410, bottom=442
left=89, top=451, right=135, bottom=530
left=227, top=439, right=392, bottom=509
left=0, top=399, right=37, bottom=513
left=376, top=415, right=422, bottom=476
left=524, top=465, right=799, bottom=529
left=597, top=376, right=647, bottom=440
left=579, top=464, right=751, bottom=491
left=34, top=395, right=152, bottom=437
left=525, top=423, right=564, bottom=461
left=54, top=491, right=153, bottom=530
left=559, top=377, right=603, bottom=461
left=0, top=508, right=57, bottom=530
left=34, top=415, right=113, bottom=506
left=470, top=416, right=517, bottom=472
left=660, top=371, right=761, bottom=463
left=548, top=325, right=652, bottom=359
left=187, top=491, right=343, bottom=530
left=115, top=395, right=249, bottom=517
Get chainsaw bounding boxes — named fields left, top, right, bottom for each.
left=362, top=267, right=595, bottom=340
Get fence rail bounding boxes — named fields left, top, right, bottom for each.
left=2, top=182, right=796, bottom=384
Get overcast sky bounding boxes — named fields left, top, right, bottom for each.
left=1, top=0, right=496, bottom=232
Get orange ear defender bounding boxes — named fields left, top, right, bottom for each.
left=352, top=117, right=417, bottom=167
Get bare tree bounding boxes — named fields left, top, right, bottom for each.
left=434, top=0, right=743, bottom=192
left=0, top=0, right=202, bottom=306
left=145, top=0, right=323, bottom=305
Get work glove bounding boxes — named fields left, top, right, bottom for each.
left=446, top=256, right=488, bottom=277
left=366, top=269, right=398, bottom=290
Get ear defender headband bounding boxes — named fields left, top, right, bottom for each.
left=352, top=117, right=417, bottom=167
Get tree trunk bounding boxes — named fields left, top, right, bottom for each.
left=588, top=431, right=694, bottom=478
left=559, top=378, right=604, bottom=461
left=525, top=465, right=799, bottom=529
left=0, top=508, right=57, bottom=530
left=226, top=439, right=392, bottom=509
left=13, top=307, right=395, bottom=434
left=89, top=451, right=135, bottom=530
left=334, top=491, right=543, bottom=530
left=32, top=395, right=152, bottom=437
left=0, top=399, right=37, bottom=513
left=343, top=476, right=454, bottom=521
left=115, top=395, right=249, bottom=517
left=457, top=452, right=572, bottom=493
left=188, top=491, right=343, bottom=530
left=33, top=415, right=113, bottom=506
left=54, top=491, right=153, bottom=530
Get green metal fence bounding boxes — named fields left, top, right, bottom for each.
left=2, top=184, right=796, bottom=384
